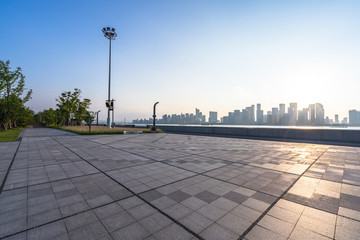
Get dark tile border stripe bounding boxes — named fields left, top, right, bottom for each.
left=0, top=140, right=21, bottom=195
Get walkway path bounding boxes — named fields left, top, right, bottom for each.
left=0, top=127, right=359, bottom=239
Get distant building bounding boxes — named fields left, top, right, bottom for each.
left=272, top=107, right=279, bottom=124
left=256, top=104, right=263, bottom=124
left=209, top=111, right=218, bottom=123
left=288, top=103, right=297, bottom=125
left=279, top=104, right=285, bottom=116
left=315, top=103, right=325, bottom=125
left=309, top=104, right=316, bottom=124
left=349, top=110, right=360, bottom=125
left=335, top=114, right=339, bottom=124
left=297, top=108, right=309, bottom=125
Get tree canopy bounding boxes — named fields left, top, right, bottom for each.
left=0, top=60, right=33, bottom=129
left=36, top=88, right=91, bottom=126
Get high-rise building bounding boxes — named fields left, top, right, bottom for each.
left=335, top=114, right=339, bottom=124
left=209, top=111, right=218, bottom=123
left=195, top=108, right=200, bottom=117
left=315, top=103, right=324, bottom=125
left=272, top=107, right=279, bottom=124
left=349, top=110, right=360, bottom=125
left=298, top=108, right=309, bottom=125
left=249, top=105, right=255, bottom=124
left=309, top=104, right=316, bottom=124
left=233, top=110, right=241, bottom=124
left=288, top=103, right=297, bottom=125
left=256, top=104, right=263, bottom=124
left=279, top=104, right=285, bottom=116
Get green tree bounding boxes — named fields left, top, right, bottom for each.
left=83, top=111, right=96, bottom=126
left=56, top=88, right=91, bottom=126
left=0, top=60, right=33, bottom=129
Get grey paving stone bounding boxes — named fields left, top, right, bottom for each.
left=200, top=223, right=239, bottom=240
left=0, top=217, right=26, bottom=238
left=181, top=196, right=208, bottom=211
left=179, top=212, right=213, bottom=234
left=164, top=203, right=193, bottom=219
left=57, top=194, right=84, bottom=207
left=128, top=203, right=157, bottom=220
left=139, top=212, right=173, bottom=234
left=195, top=191, right=220, bottom=204
left=167, top=190, right=192, bottom=203
left=93, top=202, right=124, bottom=219
left=59, top=201, right=89, bottom=217
left=223, top=191, right=248, bottom=204
left=251, top=192, right=277, bottom=204
left=139, top=189, right=164, bottom=202
left=1, top=232, right=27, bottom=240
left=153, top=223, right=194, bottom=240
left=28, top=208, right=62, bottom=228
left=118, top=196, right=144, bottom=210
left=217, top=212, right=252, bottom=235
left=101, top=211, right=136, bottom=232
left=27, top=220, right=67, bottom=240
left=0, top=200, right=27, bottom=214
left=0, top=207, right=27, bottom=225
left=111, top=222, right=151, bottom=240
left=211, top=197, right=238, bottom=211
left=246, top=225, right=286, bottom=240
left=340, top=193, right=360, bottom=212
left=198, top=204, right=227, bottom=221
left=86, top=194, right=113, bottom=208
left=69, top=221, right=109, bottom=240
left=64, top=211, right=98, bottom=231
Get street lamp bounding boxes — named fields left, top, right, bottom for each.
left=96, top=110, right=101, bottom=126
left=102, top=27, right=117, bottom=128
left=152, top=102, right=159, bottom=131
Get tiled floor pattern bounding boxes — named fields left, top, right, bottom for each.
left=0, top=128, right=359, bottom=239
left=0, top=142, right=19, bottom=188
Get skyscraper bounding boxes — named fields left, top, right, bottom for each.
left=256, top=104, right=263, bottom=124
left=349, top=110, right=360, bottom=125
left=288, top=103, right=297, bottom=125
left=279, top=104, right=285, bottom=116
left=209, top=111, right=218, bottom=123
left=309, top=104, right=316, bottom=124
left=272, top=107, right=279, bottom=124
left=298, top=108, right=309, bottom=125
left=315, top=103, right=324, bottom=125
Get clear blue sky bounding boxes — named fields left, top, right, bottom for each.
left=1, top=0, right=360, bottom=122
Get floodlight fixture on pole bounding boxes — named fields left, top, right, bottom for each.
left=102, top=27, right=117, bottom=128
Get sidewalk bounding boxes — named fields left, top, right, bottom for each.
left=0, top=127, right=359, bottom=239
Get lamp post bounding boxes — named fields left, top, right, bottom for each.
left=102, top=27, right=117, bottom=128
left=96, top=110, right=101, bottom=126
left=152, top=102, right=159, bottom=131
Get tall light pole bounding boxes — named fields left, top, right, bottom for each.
left=102, top=27, right=117, bottom=128
left=96, top=110, right=101, bottom=126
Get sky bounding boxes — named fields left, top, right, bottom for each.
left=1, top=0, right=360, bottom=122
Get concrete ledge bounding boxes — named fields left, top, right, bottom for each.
left=158, top=126, right=360, bottom=144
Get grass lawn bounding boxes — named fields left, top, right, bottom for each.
left=51, top=125, right=164, bottom=135
left=0, top=128, right=23, bottom=142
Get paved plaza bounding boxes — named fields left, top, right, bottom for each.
left=0, top=128, right=360, bottom=240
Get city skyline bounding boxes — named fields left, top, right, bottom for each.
left=1, top=1, right=360, bottom=121
left=133, top=102, right=360, bottom=126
